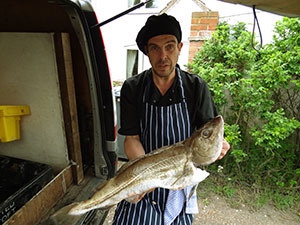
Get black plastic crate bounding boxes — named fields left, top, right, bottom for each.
left=0, top=155, right=53, bottom=224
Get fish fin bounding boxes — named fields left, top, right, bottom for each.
left=170, top=164, right=192, bottom=188
left=117, top=145, right=174, bottom=174
left=116, top=160, right=136, bottom=174
left=170, top=175, right=184, bottom=187
left=187, top=184, right=198, bottom=201
left=125, top=194, right=143, bottom=204
left=125, top=188, right=156, bottom=203
left=125, top=191, right=147, bottom=203
left=48, top=203, right=83, bottom=225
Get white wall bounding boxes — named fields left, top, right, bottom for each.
left=92, top=0, right=204, bottom=81
left=92, top=0, right=147, bottom=81
left=203, top=0, right=283, bottom=44
left=0, top=32, right=70, bottom=173
left=165, top=0, right=202, bottom=70
left=92, top=0, right=283, bottom=82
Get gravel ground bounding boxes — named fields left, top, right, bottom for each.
left=102, top=162, right=300, bottom=225
left=103, top=194, right=300, bottom=225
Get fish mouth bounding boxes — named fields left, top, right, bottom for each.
left=212, top=115, right=223, bottom=125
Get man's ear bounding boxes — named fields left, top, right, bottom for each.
left=178, top=42, right=183, bottom=52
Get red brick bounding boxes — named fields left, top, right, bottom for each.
left=189, top=11, right=218, bottom=63
left=189, top=44, right=198, bottom=49
left=190, top=41, right=203, bottom=48
left=192, top=11, right=219, bottom=19
left=188, top=48, right=196, bottom=53
left=190, top=31, right=198, bottom=36
left=189, top=50, right=198, bottom=55
left=191, top=18, right=200, bottom=24
left=208, top=24, right=217, bottom=30
left=208, top=11, right=219, bottom=17
left=199, top=31, right=213, bottom=37
left=200, top=18, right=218, bottom=25
left=188, top=53, right=197, bottom=63
left=199, top=18, right=210, bottom=24
left=189, top=46, right=202, bottom=54
left=192, top=12, right=209, bottom=18
left=191, top=24, right=208, bottom=31
left=189, top=52, right=196, bottom=58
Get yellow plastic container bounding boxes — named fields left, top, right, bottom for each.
left=0, top=105, right=31, bottom=142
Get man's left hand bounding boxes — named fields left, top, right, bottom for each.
left=218, top=138, right=230, bottom=160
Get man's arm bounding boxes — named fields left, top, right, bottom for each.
left=124, top=135, right=146, bottom=161
left=123, top=135, right=155, bottom=202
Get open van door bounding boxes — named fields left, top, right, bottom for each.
left=0, top=0, right=117, bottom=224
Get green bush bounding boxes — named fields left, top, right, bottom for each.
left=188, top=18, right=300, bottom=208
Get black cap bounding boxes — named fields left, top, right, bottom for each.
left=136, top=13, right=182, bottom=54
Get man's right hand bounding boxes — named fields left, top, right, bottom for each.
left=124, top=135, right=146, bottom=160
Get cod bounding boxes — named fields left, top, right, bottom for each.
left=50, top=115, right=224, bottom=224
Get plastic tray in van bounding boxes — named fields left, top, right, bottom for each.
left=0, top=155, right=53, bottom=224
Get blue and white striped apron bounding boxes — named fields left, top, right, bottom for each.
left=113, top=69, right=196, bottom=225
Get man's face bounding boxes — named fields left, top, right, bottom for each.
left=146, top=34, right=183, bottom=78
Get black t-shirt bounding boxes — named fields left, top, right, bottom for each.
left=118, top=68, right=218, bottom=136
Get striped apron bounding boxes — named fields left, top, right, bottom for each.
left=113, top=69, right=195, bottom=225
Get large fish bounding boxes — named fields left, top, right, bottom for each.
left=49, top=115, right=224, bottom=224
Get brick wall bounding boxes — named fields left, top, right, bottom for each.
left=188, top=11, right=219, bottom=63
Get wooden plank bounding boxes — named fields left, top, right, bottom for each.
left=54, top=33, right=84, bottom=184
left=41, top=171, right=108, bottom=225
left=4, top=166, right=73, bottom=225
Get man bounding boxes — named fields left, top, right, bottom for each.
left=113, top=14, right=230, bottom=225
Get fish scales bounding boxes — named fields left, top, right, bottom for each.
left=80, top=147, right=191, bottom=211
left=49, top=115, right=224, bottom=224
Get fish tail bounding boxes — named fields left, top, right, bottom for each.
left=49, top=203, right=83, bottom=225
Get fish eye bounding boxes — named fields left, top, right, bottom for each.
left=202, top=129, right=211, bottom=138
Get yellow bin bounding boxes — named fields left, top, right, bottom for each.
left=0, top=105, right=31, bottom=142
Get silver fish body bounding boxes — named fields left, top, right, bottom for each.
left=50, top=115, right=224, bottom=222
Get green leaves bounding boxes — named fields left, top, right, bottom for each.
left=250, top=109, right=300, bottom=151
left=188, top=18, right=300, bottom=208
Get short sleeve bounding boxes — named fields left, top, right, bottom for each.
left=194, top=80, right=218, bottom=128
left=118, top=80, right=140, bottom=136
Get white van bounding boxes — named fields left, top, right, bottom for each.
left=0, top=0, right=117, bottom=224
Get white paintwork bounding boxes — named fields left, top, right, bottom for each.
left=0, top=32, right=69, bottom=173
left=92, top=0, right=206, bottom=81
left=91, top=0, right=282, bottom=82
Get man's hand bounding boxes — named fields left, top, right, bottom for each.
left=124, top=135, right=146, bottom=160
left=218, top=138, right=230, bottom=160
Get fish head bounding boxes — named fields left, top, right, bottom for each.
left=191, top=115, right=224, bottom=166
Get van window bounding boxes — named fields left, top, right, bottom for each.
left=126, top=50, right=139, bottom=78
